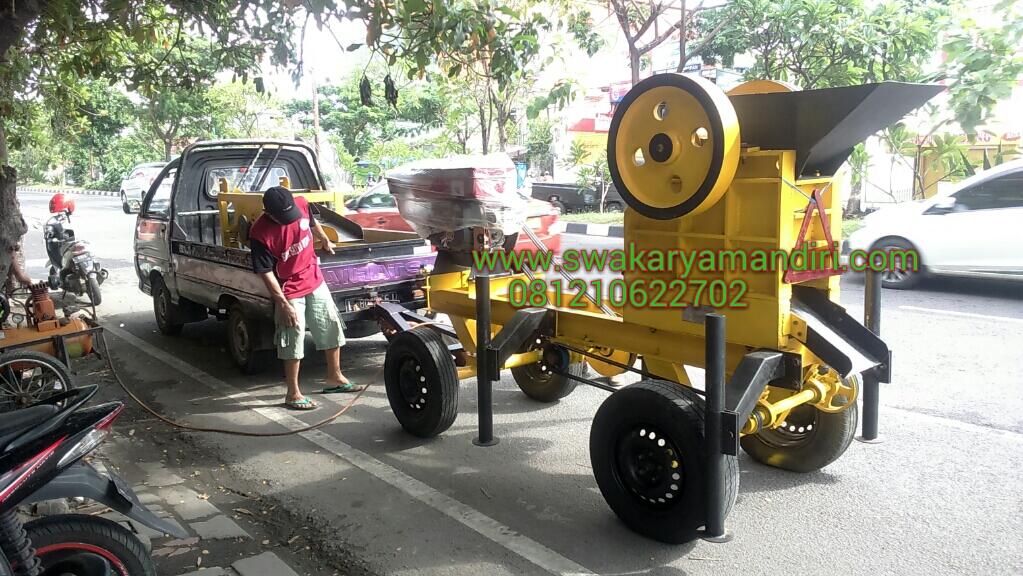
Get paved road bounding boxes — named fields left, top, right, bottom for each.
left=14, top=190, right=1023, bottom=575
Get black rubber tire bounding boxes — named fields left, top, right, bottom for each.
left=604, top=201, right=624, bottom=213
left=25, top=514, right=156, bottom=576
left=741, top=388, right=858, bottom=473
left=510, top=342, right=583, bottom=403
left=152, top=280, right=184, bottom=336
left=121, top=192, right=131, bottom=214
left=86, top=273, right=102, bottom=306
left=384, top=327, right=459, bottom=438
left=549, top=198, right=566, bottom=213
left=871, top=236, right=922, bottom=289
left=590, top=379, right=738, bottom=543
left=0, top=350, right=74, bottom=413
left=227, top=303, right=269, bottom=374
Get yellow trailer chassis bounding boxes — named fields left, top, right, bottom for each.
left=376, top=75, right=941, bottom=543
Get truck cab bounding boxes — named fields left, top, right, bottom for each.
left=134, top=140, right=435, bottom=372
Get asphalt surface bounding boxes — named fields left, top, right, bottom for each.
left=12, top=190, right=1023, bottom=575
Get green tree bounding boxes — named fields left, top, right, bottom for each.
left=526, top=118, right=555, bottom=174
left=209, top=82, right=283, bottom=139
left=285, top=72, right=445, bottom=159
left=942, top=1, right=1023, bottom=136
left=608, top=0, right=734, bottom=84
left=712, top=0, right=944, bottom=89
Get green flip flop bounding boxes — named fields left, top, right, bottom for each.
left=284, top=397, right=318, bottom=410
left=320, top=383, right=364, bottom=394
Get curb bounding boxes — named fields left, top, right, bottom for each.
left=564, top=222, right=624, bottom=238
left=18, top=185, right=119, bottom=198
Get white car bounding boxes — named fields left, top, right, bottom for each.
left=846, top=159, right=1023, bottom=289
left=119, top=162, right=167, bottom=214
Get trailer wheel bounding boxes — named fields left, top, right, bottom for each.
left=511, top=341, right=583, bottom=403
left=591, top=379, right=737, bottom=543
left=384, top=327, right=459, bottom=438
left=741, top=382, right=858, bottom=472
left=153, top=281, right=184, bottom=336
left=228, top=304, right=270, bottom=374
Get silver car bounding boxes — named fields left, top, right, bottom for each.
left=119, top=161, right=167, bottom=214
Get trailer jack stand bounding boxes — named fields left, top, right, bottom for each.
left=473, top=270, right=499, bottom=447
left=701, top=313, right=732, bottom=543
left=857, top=269, right=884, bottom=444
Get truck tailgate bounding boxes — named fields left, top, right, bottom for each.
left=320, top=239, right=436, bottom=292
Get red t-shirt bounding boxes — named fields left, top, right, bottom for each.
left=249, top=196, right=324, bottom=299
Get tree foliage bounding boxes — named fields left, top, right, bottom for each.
left=710, top=0, right=944, bottom=89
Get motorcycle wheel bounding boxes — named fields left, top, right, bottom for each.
left=86, top=273, right=102, bottom=306
left=24, top=515, right=156, bottom=576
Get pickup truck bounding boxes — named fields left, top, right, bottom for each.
left=133, top=139, right=435, bottom=372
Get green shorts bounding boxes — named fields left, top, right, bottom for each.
left=274, top=282, right=346, bottom=360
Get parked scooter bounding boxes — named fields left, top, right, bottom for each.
left=0, top=382, right=185, bottom=575
left=44, top=194, right=107, bottom=307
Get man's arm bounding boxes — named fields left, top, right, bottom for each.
left=259, top=271, right=298, bottom=327
left=251, top=238, right=298, bottom=327
left=310, top=214, right=335, bottom=255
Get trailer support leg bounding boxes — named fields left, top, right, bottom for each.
left=858, top=269, right=882, bottom=443
left=701, top=313, right=731, bottom=542
left=473, top=271, right=499, bottom=447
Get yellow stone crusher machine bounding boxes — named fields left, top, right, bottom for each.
left=374, top=74, right=941, bottom=542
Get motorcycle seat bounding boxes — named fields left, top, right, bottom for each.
left=0, top=404, right=59, bottom=451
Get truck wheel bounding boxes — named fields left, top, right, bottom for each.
left=741, top=386, right=858, bottom=473
left=510, top=341, right=583, bottom=403
left=228, top=304, right=270, bottom=374
left=384, top=327, right=458, bottom=438
left=153, top=281, right=184, bottom=336
left=591, top=379, right=737, bottom=543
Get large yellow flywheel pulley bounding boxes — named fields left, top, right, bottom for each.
left=607, top=74, right=741, bottom=219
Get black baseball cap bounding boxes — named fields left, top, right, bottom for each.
left=262, top=186, right=301, bottom=224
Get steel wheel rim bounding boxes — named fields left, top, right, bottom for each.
left=758, top=405, right=818, bottom=448
left=398, top=357, right=427, bottom=411
left=231, top=315, right=250, bottom=360
left=614, top=424, right=685, bottom=508
left=156, top=291, right=168, bottom=324
left=0, top=358, right=69, bottom=411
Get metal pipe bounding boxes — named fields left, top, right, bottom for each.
left=861, top=269, right=881, bottom=440
left=502, top=350, right=544, bottom=369
left=702, top=313, right=730, bottom=541
left=746, top=388, right=818, bottom=434
left=473, top=271, right=499, bottom=446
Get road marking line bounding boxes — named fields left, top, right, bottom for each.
left=899, top=305, right=1023, bottom=324
left=105, top=325, right=595, bottom=576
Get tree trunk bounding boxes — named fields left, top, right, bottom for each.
left=845, top=180, right=863, bottom=214
left=676, top=1, right=688, bottom=72
left=164, top=138, right=173, bottom=161
left=1, top=166, right=29, bottom=288
left=0, top=120, right=8, bottom=167
left=629, top=49, right=641, bottom=85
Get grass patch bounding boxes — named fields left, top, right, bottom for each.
left=561, top=211, right=625, bottom=225
left=841, top=217, right=864, bottom=237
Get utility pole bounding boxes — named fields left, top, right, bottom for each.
left=312, top=74, right=321, bottom=158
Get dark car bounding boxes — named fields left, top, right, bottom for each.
left=529, top=182, right=625, bottom=213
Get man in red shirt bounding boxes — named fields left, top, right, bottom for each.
left=250, top=187, right=353, bottom=410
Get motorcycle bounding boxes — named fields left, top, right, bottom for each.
left=0, top=382, right=185, bottom=575
left=44, top=194, right=108, bottom=307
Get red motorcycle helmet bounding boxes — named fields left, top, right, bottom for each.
left=49, top=193, right=76, bottom=215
